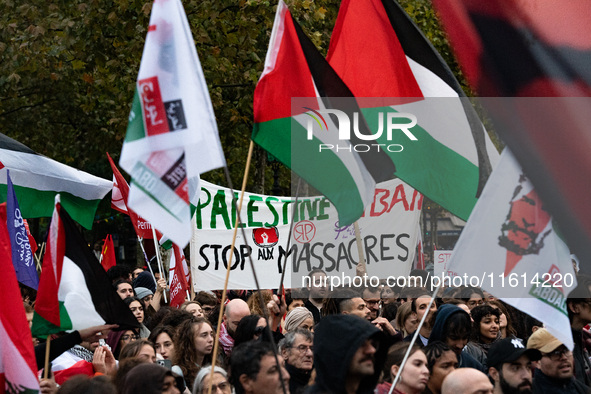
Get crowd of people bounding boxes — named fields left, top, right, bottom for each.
left=21, top=265, right=591, bottom=394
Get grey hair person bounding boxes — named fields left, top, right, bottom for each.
left=192, top=365, right=232, bottom=394
left=278, top=328, right=314, bottom=352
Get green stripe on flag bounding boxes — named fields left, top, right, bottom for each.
left=124, top=89, right=146, bottom=143
left=361, top=106, right=479, bottom=221
left=0, top=185, right=102, bottom=230
left=253, top=117, right=365, bottom=226
left=31, top=301, right=72, bottom=339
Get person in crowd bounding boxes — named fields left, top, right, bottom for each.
left=381, top=304, right=398, bottom=325
left=362, top=286, right=382, bottom=321
left=114, top=279, right=134, bottom=299
left=57, top=375, right=117, bottom=394
left=135, top=286, right=154, bottom=305
left=428, top=304, right=485, bottom=371
left=279, top=328, right=314, bottom=394
left=133, top=266, right=145, bottom=279
left=219, top=298, right=251, bottom=357
left=335, top=289, right=371, bottom=321
left=106, top=329, right=140, bottom=360
left=423, top=341, right=458, bottom=394
left=181, top=301, right=205, bottom=318
left=124, top=296, right=151, bottom=338
left=305, top=268, right=328, bottom=324
left=527, top=328, right=588, bottom=394
left=149, top=325, right=176, bottom=362
left=565, top=275, right=591, bottom=387
left=119, top=338, right=157, bottom=363
left=195, top=291, right=218, bottom=319
left=465, top=305, right=501, bottom=368
left=376, top=342, right=429, bottom=394
left=134, top=271, right=168, bottom=313
left=173, top=317, right=215, bottom=388
left=395, top=303, right=418, bottom=337
left=308, top=314, right=388, bottom=394
left=487, top=337, right=541, bottom=394
left=441, top=368, right=493, bottom=394
left=121, top=363, right=183, bottom=394
left=230, top=340, right=290, bottom=394
left=281, top=291, right=307, bottom=332
left=283, top=307, right=315, bottom=334
left=487, top=300, right=517, bottom=339
left=381, top=284, right=401, bottom=306
left=461, top=287, right=485, bottom=310
left=404, top=294, right=437, bottom=347
left=247, top=290, right=274, bottom=317
left=233, top=314, right=268, bottom=349
left=107, top=265, right=132, bottom=284
left=192, top=366, right=232, bottom=394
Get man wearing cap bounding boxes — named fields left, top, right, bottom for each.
left=487, top=337, right=541, bottom=394
left=526, top=328, right=588, bottom=394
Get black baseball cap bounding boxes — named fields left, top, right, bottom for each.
left=488, top=337, right=541, bottom=370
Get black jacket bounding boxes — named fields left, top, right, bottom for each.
left=304, top=300, right=322, bottom=325
left=306, top=315, right=387, bottom=394
left=532, top=368, right=588, bottom=394
left=571, top=328, right=591, bottom=386
left=286, top=362, right=312, bottom=394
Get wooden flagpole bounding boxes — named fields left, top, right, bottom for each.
left=354, top=221, right=368, bottom=273
left=43, top=336, right=51, bottom=379
left=276, top=178, right=301, bottom=296
left=207, top=141, right=254, bottom=394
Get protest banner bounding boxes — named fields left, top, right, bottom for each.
left=434, top=250, right=454, bottom=277
left=191, top=178, right=422, bottom=290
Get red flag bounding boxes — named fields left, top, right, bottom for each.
left=168, top=244, right=189, bottom=308
left=0, top=203, right=40, bottom=392
left=107, top=153, right=153, bottom=239
left=100, top=234, right=117, bottom=271
left=431, top=0, right=591, bottom=268
left=23, top=219, right=37, bottom=255
left=415, top=228, right=425, bottom=270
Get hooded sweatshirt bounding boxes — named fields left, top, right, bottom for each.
left=307, top=315, right=386, bottom=394
left=428, top=304, right=485, bottom=372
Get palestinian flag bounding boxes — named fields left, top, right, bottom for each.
left=0, top=204, right=39, bottom=393
left=430, top=0, right=591, bottom=270
left=32, top=197, right=140, bottom=338
left=252, top=0, right=396, bottom=227
left=0, top=133, right=112, bottom=229
left=326, top=0, right=500, bottom=221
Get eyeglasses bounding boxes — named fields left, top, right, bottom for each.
left=543, top=347, right=572, bottom=360
left=121, top=334, right=140, bottom=341
left=365, top=300, right=381, bottom=306
left=294, top=344, right=313, bottom=354
left=201, top=381, right=230, bottom=394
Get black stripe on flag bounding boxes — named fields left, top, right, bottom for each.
left=59, top=207, right=141, bottom=330
left=0, top=133, right=37, bottom=155
left=291, top=18, right=397, bottom=184
left=380, top=0, right=493, bottom=195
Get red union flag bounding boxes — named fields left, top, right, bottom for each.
left=120, top=0, right=226, bottom=248
left=447, top=149, right=577, bottom=350
left=138, top=76, right=168, bottom=136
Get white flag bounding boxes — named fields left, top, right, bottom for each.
left=446, top=149, right=577, bottom=350
left=120, top=0, right=226, bottom=247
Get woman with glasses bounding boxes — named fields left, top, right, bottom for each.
left=233, top=314, right=268, bottom=349
left=192, top=366, right=232, bottom=394
left=172, top=317, right=215, bottom=389
left=106, top=329, right=141, bottom=360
